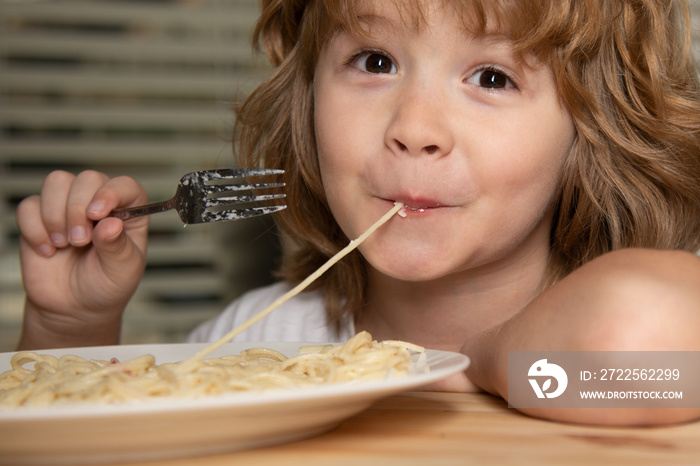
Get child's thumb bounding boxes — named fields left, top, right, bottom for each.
left=92, top=218, right=146, bottom=278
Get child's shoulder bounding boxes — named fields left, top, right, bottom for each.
left=571, top=249, right=700, bottom=305
left=541, top=248, right=700, bottom=351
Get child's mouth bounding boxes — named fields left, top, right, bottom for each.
left=394, top=203, right=437, bottom=217
left=385, top=197, right=445, bottom=217
left=403, top=205, right=430, bottom=212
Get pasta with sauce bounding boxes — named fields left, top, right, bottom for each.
left=0, top=331, right=423, bottom=407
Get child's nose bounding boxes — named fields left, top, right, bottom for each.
left=385, top=87, right=455, bottom=158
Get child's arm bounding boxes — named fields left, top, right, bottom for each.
left=15, top=170, right=150, bottom=350
left=464, top=248, right=700, bottom=426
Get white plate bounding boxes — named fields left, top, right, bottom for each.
left=0, top=342, right=469, bottom=464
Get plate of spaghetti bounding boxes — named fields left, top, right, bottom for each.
left=0, top=204, right=469, bottom=463
left=0, top=331, right=469, bottom=464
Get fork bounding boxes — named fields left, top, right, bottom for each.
left=109, top=168, right=286, bottom=224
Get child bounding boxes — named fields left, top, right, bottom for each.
left=14, top=0, right=700, bottom=426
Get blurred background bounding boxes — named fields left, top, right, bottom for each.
left=0, top=0, right=699, bottom=352
left=0, top=0, right=280, bottom=351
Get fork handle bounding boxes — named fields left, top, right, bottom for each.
left=109, top=197, right=176, bottom=221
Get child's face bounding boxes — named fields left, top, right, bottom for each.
left=313, top=1, right=576, bottom=282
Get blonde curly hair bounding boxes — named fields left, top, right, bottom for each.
left=234, top=0, right=700, bottom=328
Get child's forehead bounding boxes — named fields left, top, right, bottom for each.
left=324, top=0, right=574, bottom=61
left=338, top=0, right=512, bottom=37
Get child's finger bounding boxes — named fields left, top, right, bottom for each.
left=39, top=170, right=75, bottom=248
left=64, top=170, right=111, bottom=247
left=16, top=195, right=56, bottom=258
left=87, top=175, right=149, bottom=221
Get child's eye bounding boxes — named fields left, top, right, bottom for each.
left=350, top=51, right=397, bottom=74
left=466, top=67, right=517, bottom=90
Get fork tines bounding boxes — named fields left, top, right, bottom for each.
left=198, top=168, right=286, bottom=222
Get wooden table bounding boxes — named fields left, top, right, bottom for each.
left=106, top=392, right=700, bottom=466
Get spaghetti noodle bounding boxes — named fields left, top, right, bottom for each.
left=0, top=203, right=415, bottom=408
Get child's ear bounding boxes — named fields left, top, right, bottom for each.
left=254, top=0, right=306, bottom=66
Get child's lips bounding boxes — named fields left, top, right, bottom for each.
left=402, top=205, right=434, bottom=212
left=382, top=196, right=449, bottom=216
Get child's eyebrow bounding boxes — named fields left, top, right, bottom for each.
left=474, top=33, right=518, bottom=50
left=349, top=11, right=516, bottom=49
left=351, top=13, right=403, bottom=38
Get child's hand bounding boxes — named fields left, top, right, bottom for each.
left=15, top=170, right=150, bottom=349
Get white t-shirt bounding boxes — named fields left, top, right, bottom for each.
left=186, top=282, right=355, bottom=343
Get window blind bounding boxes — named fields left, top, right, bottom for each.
left=0, top=0, right=279, bottom=350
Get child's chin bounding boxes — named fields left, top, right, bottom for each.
left=370, top=259, right=453, bottom=283
left=365, top=242, right=455, bottom=280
